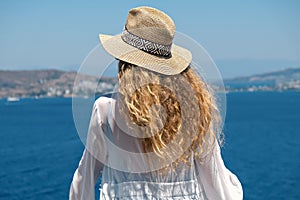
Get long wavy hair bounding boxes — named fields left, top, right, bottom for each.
left=117, top=60, right=221, bottom=167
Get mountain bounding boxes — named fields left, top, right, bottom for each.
left=224, top=68, right=300, bottom=92
left=0, top=69, right=117, bottom=98
left=0, top=67, right=299, bottom=98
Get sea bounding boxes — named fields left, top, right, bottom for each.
left=0, top=91, right=299, bottom=200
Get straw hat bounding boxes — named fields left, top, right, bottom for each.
left=99, top=6, right=192, bottom=75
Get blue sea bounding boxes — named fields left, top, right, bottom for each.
left=0, top=92, right=299, bottom=200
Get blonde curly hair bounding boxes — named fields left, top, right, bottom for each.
left=117, top=60, right=221, bottom=167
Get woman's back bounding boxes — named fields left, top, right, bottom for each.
left=92, top=96, right=241, bottom=199
left=97, top=96, right=208, bottom=199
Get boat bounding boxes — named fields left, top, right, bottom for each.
left=7, top=97, right=20, bottom=102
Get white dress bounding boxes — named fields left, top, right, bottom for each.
left=69, top=97, right=243, bottom=200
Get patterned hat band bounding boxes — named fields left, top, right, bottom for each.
left=121, top=28, right=172, bottom=58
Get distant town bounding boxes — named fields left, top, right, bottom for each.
left=0, top=67, right=299, bottom=99
left=0, top=69, right=117, bottom=99
left=224, top=67, right=300, bottom=92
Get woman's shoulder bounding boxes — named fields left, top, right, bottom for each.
left=94, top=95, right=116, bottom=109
left=93, top=96, right=116, bottom=121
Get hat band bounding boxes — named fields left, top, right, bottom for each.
left=121, top=28, right=172, bottom=58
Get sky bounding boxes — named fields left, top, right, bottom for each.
left=0, top=0, right=299, bottom=78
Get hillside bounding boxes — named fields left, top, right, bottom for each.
left=225, top=68, right=300, bottom=91
left=0, top=69, right=117, bottom=98
left=1, top=67, right=300, bottom=98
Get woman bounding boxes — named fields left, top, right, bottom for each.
left=70, top=6, right=243, bottom=200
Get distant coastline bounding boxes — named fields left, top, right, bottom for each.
left=0, top=68, right=299, bottom=99
left=0, top=69, right=117, bottom=99
left=224, top=67, right=300, bottom=92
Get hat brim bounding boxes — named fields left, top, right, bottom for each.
left=99, top=34, right=192, bottom=75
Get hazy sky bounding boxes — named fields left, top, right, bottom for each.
left=0, top=0, right=299, bottom=78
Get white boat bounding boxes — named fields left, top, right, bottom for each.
left=7, top=97, right=20, bottom=102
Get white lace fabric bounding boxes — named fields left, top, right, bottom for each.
left=100, top=180, right=206, bottom=199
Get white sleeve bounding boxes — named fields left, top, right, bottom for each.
left=195, top=143, right=243, bottom=200
left=69, top=102, right=107, bottom=200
